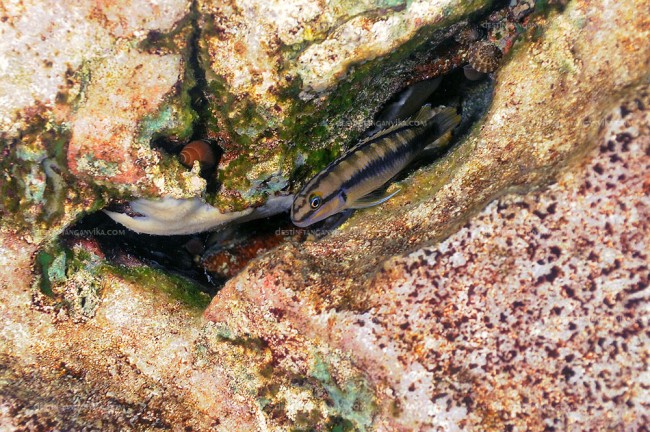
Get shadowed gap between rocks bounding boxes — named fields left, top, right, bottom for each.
left=63, top=65, right=496, bottom=295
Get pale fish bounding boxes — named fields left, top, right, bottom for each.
left=105, top=195, right=293, bottom=235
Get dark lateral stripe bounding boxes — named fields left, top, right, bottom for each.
left=304, top=119, right=439, bottom=208
left=342, top=141, right=410, bottom=191
left=320, top=123, right=415, bottom=177
left=342, top=125, right=435, bottom=191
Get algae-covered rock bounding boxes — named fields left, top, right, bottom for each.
left=202, top=0, right=650, bottom=429
left=204, top=88, right=650, bottom=429
left=0, top=0, right=198, bottom=240
left=196, top=0, right=494, bottom=210
left=1, top=0, right=497, bottom=232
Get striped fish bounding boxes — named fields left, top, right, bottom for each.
left=291, top=104, right=461, bottom=227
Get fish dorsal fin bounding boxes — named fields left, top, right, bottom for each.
left=354, top=104, right=436, bottom=149
left=349, top=187, right=401, bottom=209
left=373, top=78, right=441, bottom=126
left=412, top=103, right=436, bottom=124
left=354, top=122, right=406, bottom=147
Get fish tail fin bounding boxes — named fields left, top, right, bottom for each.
left=412, top=105, right=461, bottom=134
left=431, top=106, right=462, bottom=134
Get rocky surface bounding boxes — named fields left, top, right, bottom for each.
left=0, top=0, right=497, bottom=235
left=202, top=0, right=650, bottom=428
left=195, top=0, right=497, bottom=210
left=204, top=94, right=649, bottom=430
left=204, top=0, right=650, bottom=314
left=0, top=0, right=199, bottom=239
left=1, top=88, right=646, bottom=431
left=1, top=0, right=649, bottom=430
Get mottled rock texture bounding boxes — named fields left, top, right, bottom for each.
left=204, top=95, right=649, bottom=430
left=205, top=0, right=650, bottom=318
left=0, top=0, right=494, bottom=237
left=2, top=91, right=646, bottom=431
left=0, top=0, right=200, bottom=239
left=1, top=0, right=649, bottom=430
left=203, top=0, right=650, bottom=429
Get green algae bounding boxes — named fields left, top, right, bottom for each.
left=209, top=326, right=377, bottom=429
left=310, top=355, right=376, bottom=431
left=48, top=251, right=69, bottom=285
left=35, top=249, right=57, bottom=297
left=138, top=101, right=196, bottom=146
left=109, top=264, right=211, bottom=310
left=32, top=242, right=102, bottom=320
left=1, top=0, right=499, bottom=223
left=326, top=418, right=356, bottom=432
left=201, top=76, right=277, bottom=148
left=137, top=20, right=198, bottom=146
left=0, top=112, right=94, bottom=237
left=274, top=7, right=492, bottom=186
left=190, top=0, right=496, bottom=211
left=33, top=239, right=211, bottom=315
left=138, top=10, right=197, bottom=56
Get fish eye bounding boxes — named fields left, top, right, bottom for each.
left=309, top=193, right=322, bottom=209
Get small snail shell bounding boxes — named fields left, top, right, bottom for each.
left=468, top=41, right=503, bottom=74
left=455, top=26, right=483, bottom=45
left=180, top=140, right=216, bottom=168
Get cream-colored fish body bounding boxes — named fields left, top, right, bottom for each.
left=291, top=105, right=460, bottom=227
left=105, top=195, right=293, bottom=235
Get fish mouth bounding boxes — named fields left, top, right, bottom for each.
left=290, top=217, right=312, bottom=228
left=289, top=206, right=309, bottom=227
left=290, top=209, right=332, bottom=228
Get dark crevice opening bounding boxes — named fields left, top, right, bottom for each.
left=186, top=0, right=210, bottom=141
left=70, top=0, right=521, bottom=296
left=150, top=1, right=222, bottom=190
left=64, top=67, right=494, bottom=295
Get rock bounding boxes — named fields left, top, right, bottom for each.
left=195, top=0, right=495, bottom=210
left=0, top=233, right=254, bottom=430
left=0, top=0, right=199, bottom=239
left=1, top=0, right=496, bottom=236
left=203, top=0, right=650, bottom=311
left=204, top=87, right=650, bottom=430
left=1, top=0, right=649, bottom=430
left=203, top=0, right=650, bottom=429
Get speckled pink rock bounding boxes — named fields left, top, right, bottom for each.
left=0, top=0, right=190, bottom=143
left=205, top=87, right=650, bottom=431
left=0, top=230, right=260, bottom=430
left=329, top=103, right=649, bottom=430
left=67, top=44, right=184, bottom=185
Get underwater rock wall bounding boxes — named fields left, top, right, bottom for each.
left=203, top=0, right=650, bottom=429
left=194, top=0, right=494, bottom=209
left=0, top=0, right=649, bottom=430
left=0, top=0, right=199, bottom=239
left=205, top=97, right=649, bottom=429
left=0, top=0, right=493, bottom=238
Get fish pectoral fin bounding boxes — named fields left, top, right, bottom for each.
left=349, top=187, right=401, bottom=209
